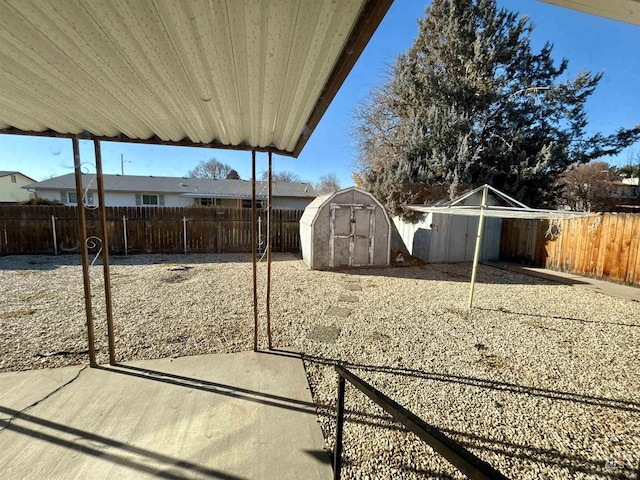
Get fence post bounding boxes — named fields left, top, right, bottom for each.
left=51, top=215, right=58, bottom=255
left=122, top=215, right=128, bottom=255
left=257, top=215, right=263, bottom=254
left=280, top=211, right=285, bottom=253
left=183, top=216, right=188, bottom=255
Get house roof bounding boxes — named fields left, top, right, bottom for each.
left=24, top=173, right=317, bottom=199
left=0, top=171, right=35, bottom=182
left=0, top=0, right=392, bottom=157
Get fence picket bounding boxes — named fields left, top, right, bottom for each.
left=501, top=213, right=640, bottom=287
left=0, top=205, right=303, bottom=256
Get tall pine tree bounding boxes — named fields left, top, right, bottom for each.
left=352, top=0, right=639, bottom=218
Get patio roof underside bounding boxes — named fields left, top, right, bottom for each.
left=539, top=0, right=640, bottom=26
left=0, top=0, right=391, bottom=156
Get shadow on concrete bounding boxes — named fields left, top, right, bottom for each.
left=98, top=363, right=319, bottom=417
left=304, top=449, right=332, bottom=467
left=0, top=405, right=246, bottom=480
left=99, top=361, right=390, bottom=427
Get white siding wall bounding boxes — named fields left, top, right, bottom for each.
left=0, top=174, right=33, bottom=202
left=35, top=189, right=313, bottom=209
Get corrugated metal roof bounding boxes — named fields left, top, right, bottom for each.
left=25, top=173, right=317, bottom=198
left=0, top=0, right=392, bottom=156
left=539, top=0, right=640, bottom=26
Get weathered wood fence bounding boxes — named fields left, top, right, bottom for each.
left=0, top=205, right=303, bottom=255
left=501, top=213, right=640, bottom=286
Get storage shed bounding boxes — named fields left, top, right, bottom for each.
left=300, top=187, right=391, bottom=269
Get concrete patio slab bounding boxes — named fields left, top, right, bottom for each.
left=0, top=351, right=332, bottom=480
left=0, top=365, right=85, bottom=421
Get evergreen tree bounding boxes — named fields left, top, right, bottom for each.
left=226, top=169, right=241, bottom=180
left=352, top=0, right=639, bottom=219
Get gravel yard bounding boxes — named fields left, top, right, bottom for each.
left=1, top=253, right=638, bottom=479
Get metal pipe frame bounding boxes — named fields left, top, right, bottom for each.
left=252, top=150, right=259, bottom=351
left=72, top=136, right=97, bottom=367
left=468, top=185, right=489, bottom=310
left=266, top=152, right=273, bottom=350
left=333, top=365, right=509, bottom=480
left=94, top=140, right=116, bottom=365
left=333, top=375, right=346, bottom=480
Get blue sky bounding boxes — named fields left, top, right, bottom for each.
left=1, top=0, right=638, bottom=185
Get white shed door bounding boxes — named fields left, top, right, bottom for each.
left=329, top=204, right=375, bottom=267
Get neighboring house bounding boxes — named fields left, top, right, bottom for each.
left=611, top=177, right=640, bottom=211
left=0, top=171, right=36, bottom=203
left=23, top=173, right=317, bottom=210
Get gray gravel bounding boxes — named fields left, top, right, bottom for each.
left=1, top=253, right=639, bottom=479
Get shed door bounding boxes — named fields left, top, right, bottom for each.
left=329, top=204, right=375, bottom=267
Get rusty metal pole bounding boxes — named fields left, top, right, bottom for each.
left=333, top=374, right=346, bottom=480
left=252, top=150, right=258, bottom=351
left=266, top=152, right=273, bottom=349
left=73, top=137, right=97, bottom=367
left=94, top=140, right=116, bottom=365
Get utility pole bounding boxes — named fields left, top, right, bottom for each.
left=120, top=154, right=131, bottom=175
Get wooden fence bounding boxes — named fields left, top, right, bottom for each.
left=0, top=205, right=304, bottom=255
left=500, top=213, right=640, bottom=286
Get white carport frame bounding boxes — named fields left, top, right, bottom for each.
left=0, top=0, right=392, bottom=364
left=407, top=184, right=590, bottom=310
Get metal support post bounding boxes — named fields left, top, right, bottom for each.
left=72, top=136, right=97, bottom=367
left=333, top=375, right=346, bottom=480
left=266, top=151, right=273, bottom=349
left=468, top=185, right=489, bottom=310
left=122, top=215, right=128, bottom=255
left=94, top=140, right=116, bottom=364
left=251, top=150, right=258, bottom=351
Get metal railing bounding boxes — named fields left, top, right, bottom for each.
left=333, top=365, right=509, bottom=480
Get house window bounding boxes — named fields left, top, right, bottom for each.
left=142, top=194, right=158, bottom=205
left=242, top=199, right=263, bottom=209
left=10, top=174, right=16, bottom=183
left=66, top=191, right=94, bottom=205
left=135, top=193, right=164, bottom=206
left=196, top=197, right=218, bottom=206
